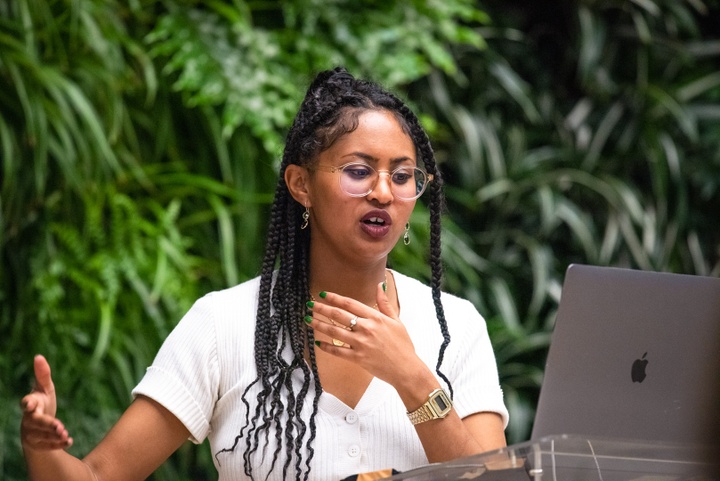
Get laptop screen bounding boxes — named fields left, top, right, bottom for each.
left=531, top=264, right=720, bottom=447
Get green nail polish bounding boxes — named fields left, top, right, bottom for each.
left=319, top=291, right=327, bottom=298
left=382, top=281, right=387, bottom=292
left=306, top=300, right=314, bottom=308
left=314, top=340, right=322, bottom=347
left=304, top=315, right=313, bottom=324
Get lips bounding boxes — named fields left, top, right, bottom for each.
left=360, top=210, right=392, bottom=238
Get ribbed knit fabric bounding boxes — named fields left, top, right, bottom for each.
left=132, top=270, right=508, bottom=480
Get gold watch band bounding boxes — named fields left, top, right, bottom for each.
left=407, top=388, right=453, bottom=425
left=407, top=404, right=433, bottom=424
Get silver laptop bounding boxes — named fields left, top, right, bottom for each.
left=532, top=264, right=720, bottom=446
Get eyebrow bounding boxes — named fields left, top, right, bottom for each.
left=341, top=152, right=416, bottom=165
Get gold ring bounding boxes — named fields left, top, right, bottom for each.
left=349, top=316, right=358, bottom=329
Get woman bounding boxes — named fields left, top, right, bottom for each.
left=21, top=67, right=508, bottom=481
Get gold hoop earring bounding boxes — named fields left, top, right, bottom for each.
left=301, top=205, right=310, bottom=230
left=403, top=223, right=410, bottom=245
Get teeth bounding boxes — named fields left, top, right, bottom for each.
left=367, top=217, right=385, bottom=224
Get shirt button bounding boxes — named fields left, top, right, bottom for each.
left=348, top=444, right=361, bottom=457
left=345, top=412, right=358, bottom=424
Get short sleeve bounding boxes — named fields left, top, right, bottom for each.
left=132, top=293, right=220, bottom=443
left=444, top=299, right=509, bottom=428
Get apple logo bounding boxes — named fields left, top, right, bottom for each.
left=631, top=352, right=649, bottom=383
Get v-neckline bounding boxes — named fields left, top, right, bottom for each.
left=318, top=376, right=394, bottom=415
left=308, top=270, right=406, bottom=413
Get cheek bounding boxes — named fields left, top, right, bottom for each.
left=306, top=177, right=343, bottom=210
left=310, top=195, right=356, bottom=224
left=398, top=202, right=416, bottom=223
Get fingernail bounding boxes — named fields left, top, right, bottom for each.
left=314, top=340, right=322, bottom=347
left=306, top=300, right=314, bottom=308
left=382, top=281, right=387, bottom=292
left=304, top=315, right=313, bottom=324
left=319, top=291, right=327, bottom=298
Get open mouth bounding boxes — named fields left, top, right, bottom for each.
left=364, top=217, right=386, bottom=226
left=361, top=210, right=392, bottom=225
left=360, top=211, right=392, bottom=238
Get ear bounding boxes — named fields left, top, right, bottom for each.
left=285, top=164, right=312, bottom=207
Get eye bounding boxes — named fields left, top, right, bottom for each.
left=343, top=164, right=373, bottom=180
left=391, top=168, right=414, bottom=184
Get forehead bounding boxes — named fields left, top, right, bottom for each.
left=324, top=110, right=416, bottom=161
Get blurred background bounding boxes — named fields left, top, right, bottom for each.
left=1, top=0, right=719, bottom=479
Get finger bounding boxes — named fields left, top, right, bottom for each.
left=309, top=302, right=371, bottom=333
left=23, top=410, right=64, bottom=433
left=21, top=394, right=38, bottom=413
left=22, top=393, right=52, bottom=418
left=375, top=280, right=397, bottom=318
left=304, top=315, right=355, bottom=343
left=33, top=354, right=55, bottom=395
left=313, top=339, right=354, bottom=354
left=22, top=425, right=73, bottom=450
left=21, top=416, right=73, bottom=450
left=312, top=291, right=376, bottom=318
left=25, top=438, right=73, bottom=451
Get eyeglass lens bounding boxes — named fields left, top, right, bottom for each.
left=339, top=163, right=427, bottom=200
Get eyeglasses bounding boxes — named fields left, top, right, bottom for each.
left=310, top=162, right=433, bottom=201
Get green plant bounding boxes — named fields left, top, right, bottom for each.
left=410, top=0, right=720, bottom=441
left=0, top=1, right=488, bottom=478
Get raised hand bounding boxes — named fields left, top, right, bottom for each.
left=20, top=355, right=73, bottom=451
left=307, top=281, right=429, bottom=387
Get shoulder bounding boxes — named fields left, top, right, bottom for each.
left=392, top=270, right=487, bottom=356
left=171, top=275, right=262, bottom=348
left=199, top=275, right=262, bottom=309
left=182, top=275, right=263, bottom=327
left=392, top=270, right=481, bottom=320
left=159, top=275, right=262, bottom=345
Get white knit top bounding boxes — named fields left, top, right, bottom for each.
left=132, top=270, right=508, bottom=480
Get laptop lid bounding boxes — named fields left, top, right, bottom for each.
left=531, top=264, right=720, bottom=446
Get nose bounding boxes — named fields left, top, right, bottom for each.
left=367, top=171, right=394, bottom=204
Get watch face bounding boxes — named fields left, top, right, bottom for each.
left=430, top=389, right=452, bottom=418
left=434, top=396, right=448, bottom=411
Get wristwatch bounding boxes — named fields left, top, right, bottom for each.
left=406, top=388, right=453, bottom=425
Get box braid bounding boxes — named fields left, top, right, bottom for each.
left=217, top=67, right=452, bottom=480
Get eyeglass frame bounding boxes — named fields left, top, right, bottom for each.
left=307, top=161, right=434, bottom=201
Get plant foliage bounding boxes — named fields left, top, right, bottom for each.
left=0, top=0, right=487, bottom=478
left=1, top=0, right=719, bottom=478
left=410, top=0, right=720, bottom=441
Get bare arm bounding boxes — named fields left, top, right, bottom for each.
left=391, top=362, right=506, bottom=461
left=21, top=355, right=190, bottom=481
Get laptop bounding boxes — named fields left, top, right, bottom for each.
left=383, top=264, right=720, bottom=480
left=531, top=264, right=720, bottom=447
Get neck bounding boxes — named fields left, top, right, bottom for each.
left=308, top=253, right=389, bottom=307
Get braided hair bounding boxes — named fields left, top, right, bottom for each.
left=217, top=67, right=452, bottom=480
